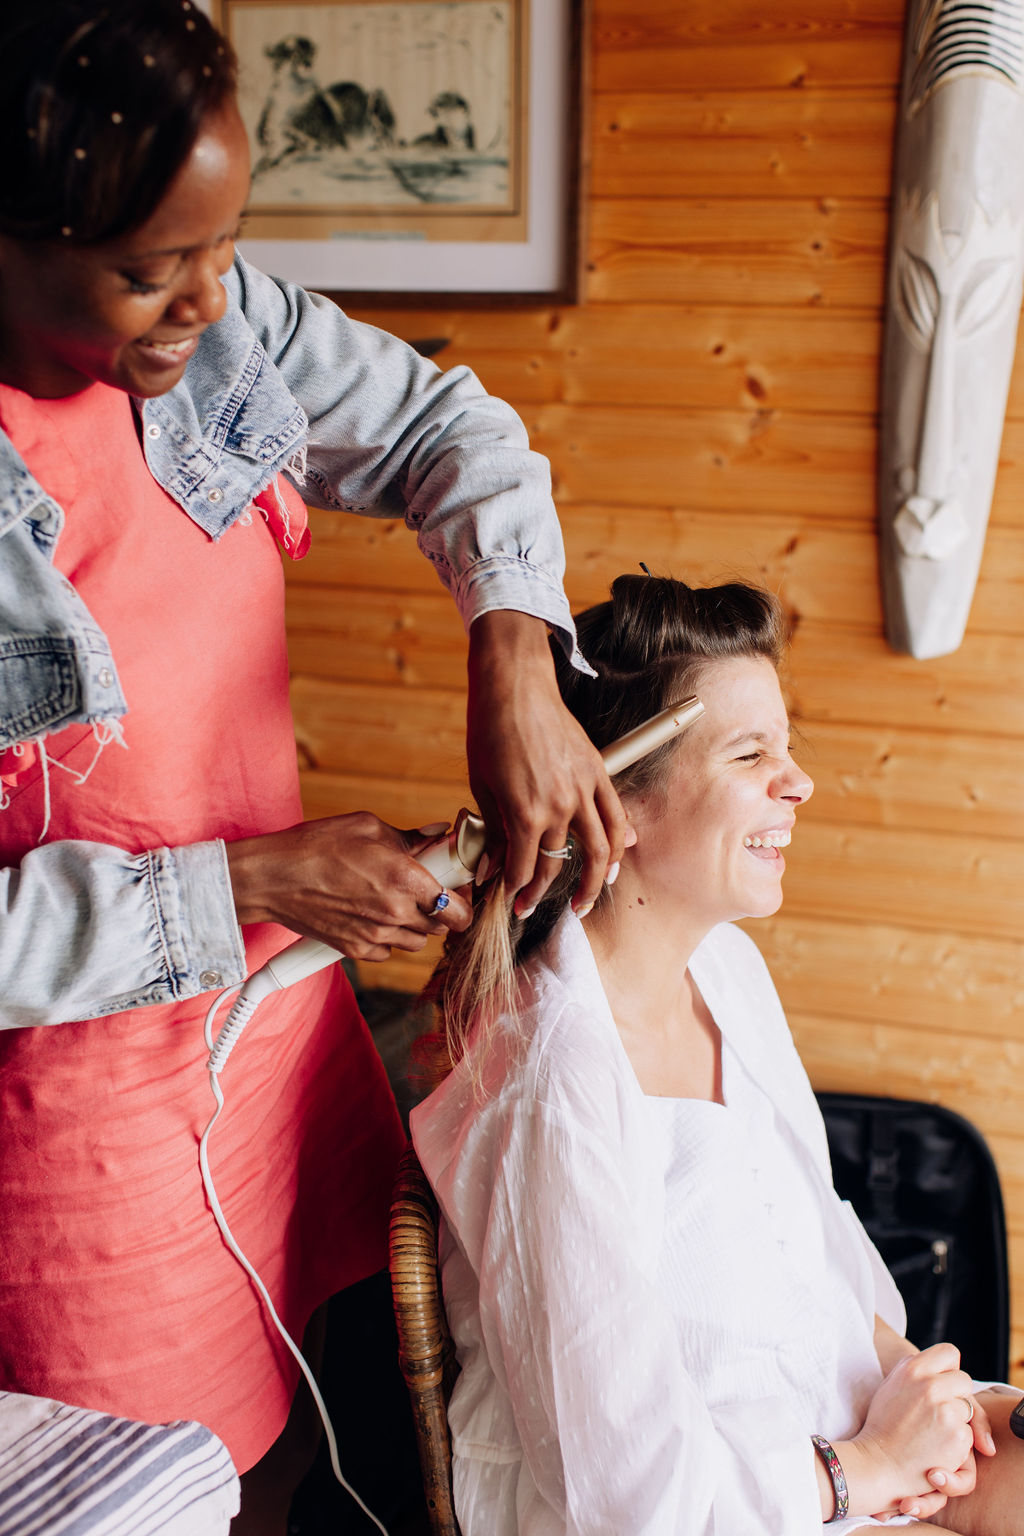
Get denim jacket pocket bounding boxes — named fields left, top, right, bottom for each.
left=0, top=637, right=81, bottom=750
left=0, top=630, right=126, bottom=752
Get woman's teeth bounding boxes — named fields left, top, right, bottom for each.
left=744, top=832, right=791, bottom=849
left=140, top=338, right=193, bottom=356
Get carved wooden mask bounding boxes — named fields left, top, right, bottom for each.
left=879, top=0, right=1024, bottom=657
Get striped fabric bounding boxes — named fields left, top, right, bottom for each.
left=0, top=1391, right=239, bottom=1536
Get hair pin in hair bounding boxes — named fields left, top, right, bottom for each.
left=61, top=226, right=73, bottom=238
left=74, top=147, right=87, bottom=160
left=143, top=53, right=155, bottom=67
left=639, top=561, right=653, bottom=576
left=110, top=111, right=124, bottom=124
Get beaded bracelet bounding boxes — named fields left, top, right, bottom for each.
left=811, top=1435, right=850, bottom=1523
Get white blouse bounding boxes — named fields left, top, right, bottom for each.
left=411, top=913, right=907, bottom=1536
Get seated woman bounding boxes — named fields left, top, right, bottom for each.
left=410, top=573, right=1024, bottom=1535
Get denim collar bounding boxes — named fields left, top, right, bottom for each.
left=0, top=291, right=308, bottom=546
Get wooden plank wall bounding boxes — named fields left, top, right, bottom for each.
left=283, top=0, right=1024, bottom=1377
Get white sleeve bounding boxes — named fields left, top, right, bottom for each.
left=837, top=1197, right=908, bottom=1335
left=474, top=1092, right=824, bottom=1536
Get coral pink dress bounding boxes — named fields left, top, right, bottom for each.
left=0, top=381, right=406, bottom=1472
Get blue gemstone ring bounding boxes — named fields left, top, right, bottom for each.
left=430, top=890, right=451, bottom=915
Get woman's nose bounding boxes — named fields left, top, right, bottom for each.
left=778, top=756, right=814, bottom=805
left=166, top=249, right=229, bottom=328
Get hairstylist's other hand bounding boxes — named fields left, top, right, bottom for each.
left=830, top=1343, right=977, bottom=1521
left=466, top=610, right=627, bottom=918
left=225, top=813, right=472, bottom=962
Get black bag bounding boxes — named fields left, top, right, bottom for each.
left=816, top=1093, right=1009, bottom=1382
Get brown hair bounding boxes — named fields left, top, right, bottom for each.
left=418, top=574, right=787, bottom=1088
left=0, top=0, right=237, bottom=245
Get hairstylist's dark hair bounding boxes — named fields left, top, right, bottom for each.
left=418, top=573, right=788, bottom=1088
left=0, top=0, right=237, bottom=245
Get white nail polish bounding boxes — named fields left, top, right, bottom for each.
left=417, top=821, right=449, bottom=837
left=474, top=851, right=491, bottom=888
left=605, top=862, right=620, bottom=886
left=516, top=904, right=536, bottom=921
left=575, top=901, right=594, bottom=919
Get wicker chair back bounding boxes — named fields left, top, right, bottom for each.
left=389, top=1144, right=462, bottom=1536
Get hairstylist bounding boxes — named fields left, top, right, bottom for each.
left=0, top=3, right=624, bottom=1532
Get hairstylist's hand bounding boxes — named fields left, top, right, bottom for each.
left=466, top=610, right=627, bottom=918
left=225, top=813, right=472, bottom=962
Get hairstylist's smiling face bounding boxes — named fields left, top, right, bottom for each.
left=627, top=656, right=814, bottom=930
left=0, top=102, right=252, bottom=399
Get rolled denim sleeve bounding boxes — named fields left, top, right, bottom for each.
left=0, top=838, right=246, bottom=1027
left=228, top=257, right=587, bottom=667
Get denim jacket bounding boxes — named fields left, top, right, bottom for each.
left=0, top=256, right=580, bottom=1026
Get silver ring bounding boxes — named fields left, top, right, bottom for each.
left=961, top=1396, right=975, bottom=1423
left=539, top=842, right=574, bottom=860
left=430, top=890, right=451, bottom=914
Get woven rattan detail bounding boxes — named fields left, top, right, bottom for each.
left=389, top=1143, right=461, bottom=1536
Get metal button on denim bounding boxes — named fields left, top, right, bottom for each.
left=146, top=423, right=161, bottom=440
left=98, top=668, right=113, bottom=688
left=199, top=970, right=222, bottom=989
left=207, top=487, right=223, bottom=503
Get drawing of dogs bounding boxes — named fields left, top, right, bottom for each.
left=254, top=35, right=395, bottom=174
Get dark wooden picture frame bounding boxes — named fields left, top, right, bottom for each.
left=211, top=0, right=586, bottom=306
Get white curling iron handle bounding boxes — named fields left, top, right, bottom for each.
left=236, top=937, right=342, bottom=1006
left=266, top=937, right=341, bottom=990
left=233, top=813, right=487, bottom=1004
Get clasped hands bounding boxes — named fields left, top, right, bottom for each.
left=836, top=1344, right=996, bottom=1523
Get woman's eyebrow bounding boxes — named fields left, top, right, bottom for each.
left=721, top=728, right=768, bottom=748
left=127, top=220, right=247, bottom=261
left=126, top=243, right=191, bottom=259
left=719, top=726, right=790, bottom=749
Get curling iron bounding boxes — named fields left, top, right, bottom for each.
left=207, top=694, right=704, bottom=1072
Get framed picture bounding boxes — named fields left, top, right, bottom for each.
left=207, top=0, right=585, bottom=305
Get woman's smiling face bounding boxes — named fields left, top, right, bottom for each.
left=0, top=102, right=252, bottom=400
left=625, top=655, right=813, bottom=929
